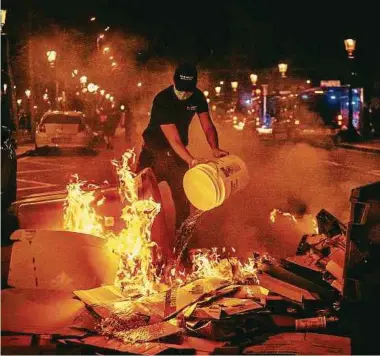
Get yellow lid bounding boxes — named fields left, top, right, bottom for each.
left=183, top=165, right=218, bottom=211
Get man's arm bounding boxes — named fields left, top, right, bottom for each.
left=160, top=124, right=195, bottom=166
left=198, top=112, right=228, bottom=157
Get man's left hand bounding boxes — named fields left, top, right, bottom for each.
left=212, top=148, right=229, bottom=158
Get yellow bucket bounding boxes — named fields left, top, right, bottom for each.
left=183, top=155, right=249, bottom=211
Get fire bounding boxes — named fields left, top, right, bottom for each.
left=64, top=151, right=162, bottom=296
left=270, top=208, right=298, bottom=224
left=64, top=150, right=268, bottom=298
left=64, top=175, right=104, bottom=237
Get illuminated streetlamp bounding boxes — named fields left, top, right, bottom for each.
left=104, top=26, right=110, bottom=31
left=90, top=17, right=96, bottom=21
left=1, top=9, right=7, bottom=30
left=278, top=63, right=288, bottom=78
left=220, top=81, right=224, bottom=85
left=203, top=90, right=209, bottom=97
left=344, top=39, right=357, bottom=136
left=105, top=93, right=110, bottom=99
left=137, top=82, right=142, bottom=87
left=110, top=96, right=114, bottom=102
left=231, top=81, right=238, bottom=91
left=46, top=50, right=59, bottom=108
left=111, top=61, right=117, bottom=67
left=103, top=46, right=110, bottom=54
left=80, top=75, right=88, bottom=85
left=100, top=89, right=105, bottom=96
left=109, top=56, right=114, bottom=60
left=120, top=105, right=125, bottom=111
left=250, top=73, right=258, bottom=85
left=72, top=69, right=78, bottom=77
left=46, top=50, right=57, bottom=67
left=215, top=86, right=221, bottom=95
left=87, top=83, right=98, bottom=93
left=43, top=93, right=48, bottom=101
left=344, top=38, right=356, bottom=59
left=306, top=79, right=311, bottom=84
left=25, top=89, right=31, bottom=98
left=17, top=99, right=22, bottom=106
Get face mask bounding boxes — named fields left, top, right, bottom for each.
left=174, top=86, right=193, bottom=101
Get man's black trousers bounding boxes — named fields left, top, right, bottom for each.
left=136, top=146, right=190, bottom=229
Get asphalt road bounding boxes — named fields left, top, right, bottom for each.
left=16, top=123, right=379, bottom=258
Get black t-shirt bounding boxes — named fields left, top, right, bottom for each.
left=142, top=85, right=209, bottom=149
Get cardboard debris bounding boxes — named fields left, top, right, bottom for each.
left=73, top=284, right=127, bottom=306
left=243, top=332, right=351, bottom=355
left=1, top=288, right=87, bottom=336
left=59, top=335, right=190, bottom=355
left=8, top=229, right=119, bottom=291
left=258, top=273, right=317, bottom=303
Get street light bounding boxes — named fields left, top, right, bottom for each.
left=344, top=38, right=356, bottom=59
left=215, top=86, right=221, bottom=95
left=220, top=81, right=224, bottom=85
left=46, top=50, right=59, bottom=108
left=231, top=81, right=239, bottom=91
left=25, top=89, right=31, bottom=98
left=1, top=9, right=7, bottom=30
left=100, top=89, right=105, bottom=96
left=278, top=63, right=288, bottom=78
left=111, top=61, right=117, bottom=67
left=250, top=73, right=258, bottom=85
left=87, top=83, right=98, bottom=93
left=203, top=90, right=209, bottom=98
left=137, top=82, right=142, bottom=87
left=17, top=99, right=22, bottom=106
left=46, top=50, right=57, bottom=67
left=306, top=79, right=311, bottom=84
left=72, top=69, right=78, bottom=77
left=105, top=93, right=110, bottom=99
left=120, top=105, right=125, bottom=111
left=344, top=38, right=357, bottom=137
left=90, top=17, right=96, bottom=21
left=80, top=75, right=88, bottom=85
left=103, top=46, right=110, bottom=54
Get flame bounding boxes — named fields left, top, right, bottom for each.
left=64, top=174, right=104, bottom=237
left=64, top=150, right=274, bottom=299
left=270, top=208, right=298, bottom=224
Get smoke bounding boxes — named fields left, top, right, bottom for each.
left=186, top=119, right=362, bottom=259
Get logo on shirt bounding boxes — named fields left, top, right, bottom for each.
left=180, top=74, right=194, bottom=81
left=187, top=105, right=197, bottom=111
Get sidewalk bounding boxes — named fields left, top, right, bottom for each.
left=338, top=139, right=380, bottom=154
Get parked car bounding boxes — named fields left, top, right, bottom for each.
left=35, top=111, right=93, bottom=152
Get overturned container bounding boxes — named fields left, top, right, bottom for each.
left=183, top=155, right=249, bottom=211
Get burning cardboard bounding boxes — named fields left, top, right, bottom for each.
left=8, top=229, right=119, bottom=291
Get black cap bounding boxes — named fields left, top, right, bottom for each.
left=174, top=64, right=198, bottom=92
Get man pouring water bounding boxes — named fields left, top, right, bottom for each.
left=136, top=63, right=229, bottom=229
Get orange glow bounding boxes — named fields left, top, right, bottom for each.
left=270, top=208, right=298, bottom=224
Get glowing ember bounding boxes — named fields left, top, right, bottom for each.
left=270, top=208, right=298, bottom=224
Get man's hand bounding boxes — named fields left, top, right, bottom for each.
left=189, top=158, right=210, bottom=168
left=212, top=148, right=229, bottom=158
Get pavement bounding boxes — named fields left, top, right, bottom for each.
left=338, top=138, right=380, bottom=153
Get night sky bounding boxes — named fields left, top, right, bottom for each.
left=3, top=0, right=379, bottom=85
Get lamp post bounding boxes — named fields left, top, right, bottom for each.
left=46, top=50, right=59, bottom=109
left=215, top=86, right=221, bottom=96
left=278, top=63, right=288, bottom=78
left=250, top=73, right=258, bottom=85
left=1, top=9, right=6, bottom=31
left=344, top=38, right=357, bottom=137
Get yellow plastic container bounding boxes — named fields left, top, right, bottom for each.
left=183, top=155, right=249, bottom=211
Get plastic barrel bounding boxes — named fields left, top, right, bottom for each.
left=183, top=155, right=249, bottom=211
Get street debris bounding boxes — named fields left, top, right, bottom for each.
left=5, top=153, right=378, bottom=355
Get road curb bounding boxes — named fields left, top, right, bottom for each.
left=338, top=144, right=380, bottom=154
